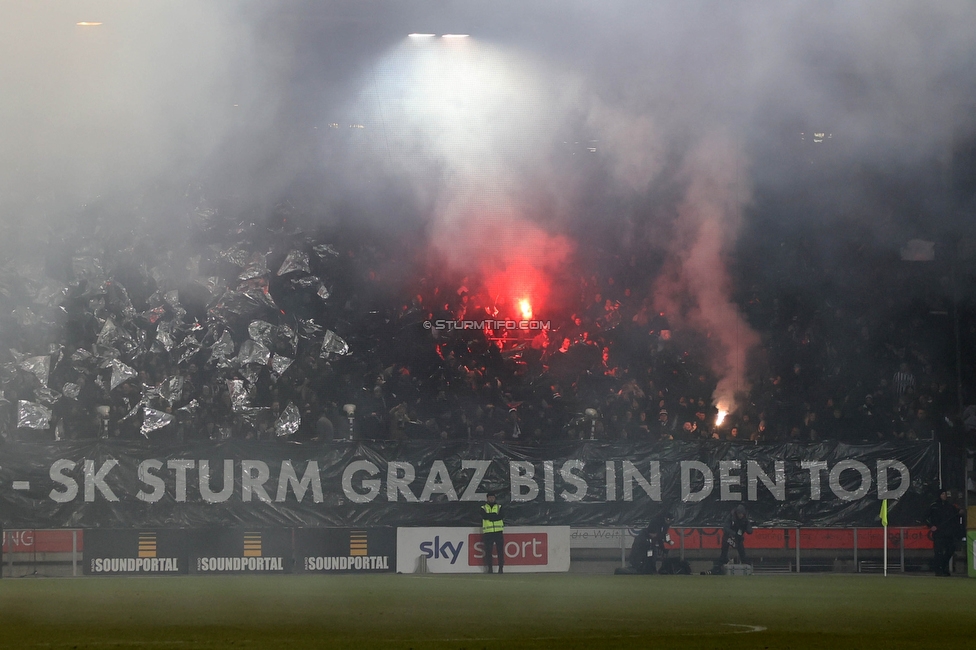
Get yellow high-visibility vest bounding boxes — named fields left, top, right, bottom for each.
left=482, top=503, right=504, bottom=533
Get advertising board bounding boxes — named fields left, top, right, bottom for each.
left=83, top=529, right=186, bottom=575
left=396, top=526, right=570, bottom=573
left=294, top=528, right=396, bottom=573
left=3, top=529, right=81, bottom=553
left=188, top=528, right=292, bottom=574
left=569, top=528, right=635, bottom=549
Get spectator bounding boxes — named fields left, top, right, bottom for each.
left=892, top=363, right=916, bottom=396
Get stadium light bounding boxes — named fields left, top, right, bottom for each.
left=408, top=33, right=435, bottom=38
left=442, top=34, right=469, bottom=39
left=76, top=22, right=103, bottom=27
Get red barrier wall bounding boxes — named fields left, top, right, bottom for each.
left=2, top=530, right=83, bottom=553
left=671, top=527, right=931, bottom=550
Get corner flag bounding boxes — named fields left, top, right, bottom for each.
left=880, top=499, right=889, bottom=576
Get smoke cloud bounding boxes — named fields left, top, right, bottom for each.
left=652, top=135, right=762, bottom=414
left=0, top=2, right=286, bottom=255
left=6, top=1, right=976, bottom=402
left=337, top=38, right=583, bottom=314
left=336, top=32, right=763, bottom=396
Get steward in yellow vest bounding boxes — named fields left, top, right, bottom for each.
left=481, top=492, right=505, bottom=573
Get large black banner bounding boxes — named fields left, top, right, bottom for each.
left=0, top=440, right=939, bottom=529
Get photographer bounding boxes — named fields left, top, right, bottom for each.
left=629, top=511, right=674, bottom=574
left=715, top=504, right=753, bottom=569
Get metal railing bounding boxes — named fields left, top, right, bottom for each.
left=572, top=526, right=935, bottom=574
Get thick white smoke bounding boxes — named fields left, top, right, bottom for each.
left=341, top=35, right=762, bottom=400
left=342, top=38, right=582, bottom=312
left=8, top=1, right=976, bottom=413
left=0, top=2, right=284, bottom=255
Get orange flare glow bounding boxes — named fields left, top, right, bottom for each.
left=519, top=299, right=533, bottom=320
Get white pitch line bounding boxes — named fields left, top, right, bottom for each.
left=724, top=623, right=768, bottom=633
left=27, top=640, right=195, bottom=648
left=398, top=623, right=769, bottom=643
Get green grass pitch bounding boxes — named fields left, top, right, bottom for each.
left=1, top=573, right=974, bottom=649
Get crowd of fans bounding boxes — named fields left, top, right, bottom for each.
left=0, top=200, right=970, bottom=446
